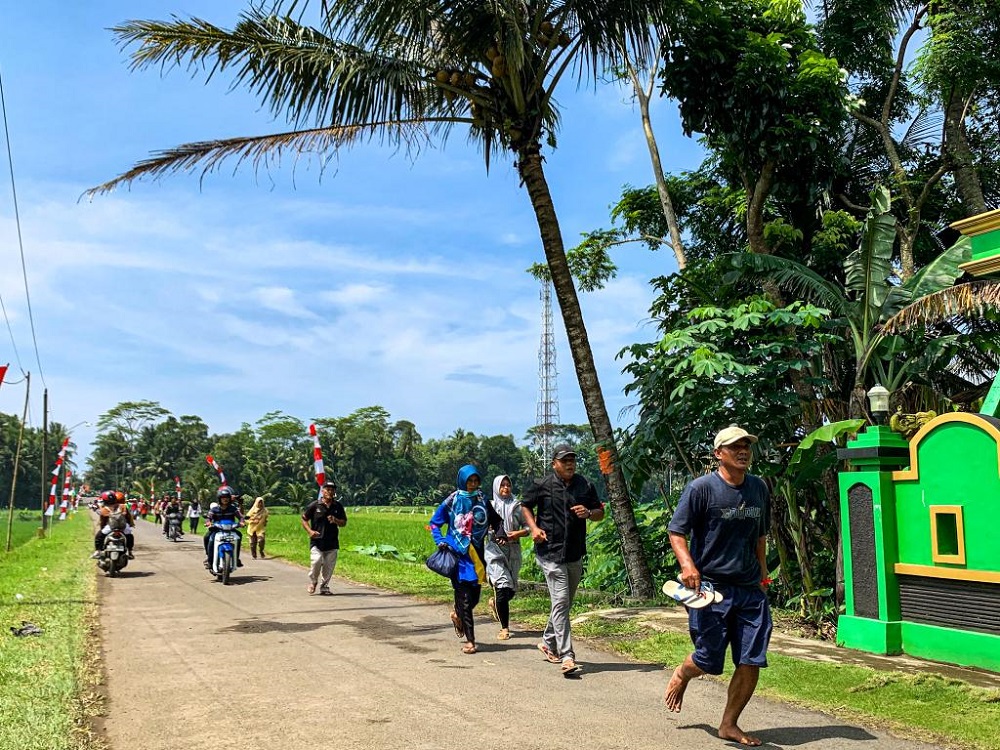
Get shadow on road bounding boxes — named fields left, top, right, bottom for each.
left=103, top=571, right=156, bottom=579
left=573, top=660, right=666, bottom=675
left=753, top=724, right=879, bottom=746
left=209, top=575, right=271, bottom=586
left=219, top=618, right=334, bottom=635
left=675, top=722, right=878, bottom=747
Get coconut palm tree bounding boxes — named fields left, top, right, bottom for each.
left=89, top=0, right=663, bottom=596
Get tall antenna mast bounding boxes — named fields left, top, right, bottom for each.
left=536, top=280, right=559, bottom=459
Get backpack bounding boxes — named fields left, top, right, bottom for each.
left=107, top=508, right=127, bottom=531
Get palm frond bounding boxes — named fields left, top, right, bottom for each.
left=115, top=12, right=443, bottom=129
left=883, top=280, right=1000, bottom=334
left=899, top=104, right=943, bottom=151
left=84, top=121, right=433, bottom=196
left=724, top=252, right=850, bottom=314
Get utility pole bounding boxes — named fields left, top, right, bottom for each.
left=536, top=281, right=559, bottom=461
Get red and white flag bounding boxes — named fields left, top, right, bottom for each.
left=0, top=363, right=7, bottom=391
left=59, top=470, right=72, bottom=520
left=206, top=455, right=227, bottom=487
left=175, top=475, right=182, bottom=500
left=46, top=437, right=70, bottom=516
left=308, top=424, right=326, bottom=488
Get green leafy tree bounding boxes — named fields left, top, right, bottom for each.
left=88, top=0, right=670, bottom=597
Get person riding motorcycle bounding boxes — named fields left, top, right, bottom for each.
left=92, top=490, right=136, bottom=559
left=162, top=497, right=184, bottom=537
left=204, top=487, right=244, bottom=568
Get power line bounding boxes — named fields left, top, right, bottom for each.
left=0, top=64, right=46, bottom=386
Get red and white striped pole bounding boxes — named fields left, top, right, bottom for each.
left=308, top=424, right=326, bottom=488
left=206, top=455, right=227, bottom=487
left=59, top=469, right=72, bottom=520
left=45, top=438, right=70, bottom=517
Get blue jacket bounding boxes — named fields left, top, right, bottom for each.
left=429, top=465, right=503, bottom=582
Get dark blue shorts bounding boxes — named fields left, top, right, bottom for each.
left=688, top=584, right=772, bottom=675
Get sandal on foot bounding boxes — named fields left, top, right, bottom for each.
left=497, top=628, right=510, bottom=641
left=462, top=643, right=477, bottom=654
left=450, top=610, right=465, bottom=639
left=537, top=642, right=560, bottom=664
left=561, top=658, right=581, bottom=675
left=488, top=596, right=500, bottom=623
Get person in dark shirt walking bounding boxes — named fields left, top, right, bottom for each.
left=301, top=481, right=347, bottom=595
left=663, top=425, right=772, bottom=747
left=521, top=443, right=604, bottom=675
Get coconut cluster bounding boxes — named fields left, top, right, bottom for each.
left=430, top=22, right=572, bottom=146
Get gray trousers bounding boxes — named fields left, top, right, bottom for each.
left=309, top=547, right=339, bottom=589
left=537, top=556, right=583, bottom=661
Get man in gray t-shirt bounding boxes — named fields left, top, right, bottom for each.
left=663, top=425, right=772, bottom=747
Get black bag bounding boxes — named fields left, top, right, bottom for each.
left=425, top=545, right=458, bottom=578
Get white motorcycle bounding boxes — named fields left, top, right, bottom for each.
left=208, top=520, right=240, bottom=585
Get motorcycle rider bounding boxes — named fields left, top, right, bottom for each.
left=162, top=496, right=184, bottom=537
left=204, top=487, right=244, bottom=568
left=91, top=490, right=136, bottom=559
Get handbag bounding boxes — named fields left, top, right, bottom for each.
left=425, top=545, right=458, bottom=578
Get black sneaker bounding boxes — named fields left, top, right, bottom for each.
left=236, top=559, right=244, bottom=568
left=127, top=552, right=135, bottom=559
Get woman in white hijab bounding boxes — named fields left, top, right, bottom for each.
left=485, top=474, right=530, bottom=640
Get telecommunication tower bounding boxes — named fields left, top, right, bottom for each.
left=536, top=281, right=559, bottom=459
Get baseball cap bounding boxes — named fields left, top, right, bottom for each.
left=713, top=425, right=758, bottom=450
left=322, top=480, right=337, bottom=489
left=552, top=443, right=577, bottom=460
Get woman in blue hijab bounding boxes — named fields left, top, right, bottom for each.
left=429, top=464, right=505, bottom=654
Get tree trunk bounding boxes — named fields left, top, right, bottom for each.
left=625, top=56, right=687, bottom=270
left=943, top=87, right=987, bottom=217
left=746, top=160, right=776, bottom=256
left=517, top=146, right=655, bottom=599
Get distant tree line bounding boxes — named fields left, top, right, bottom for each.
left=75, top=400, right=603, bottom=510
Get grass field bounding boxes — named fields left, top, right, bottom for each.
left=0, top=510, right=101, bottom=750
left=1, top=509, right=47, bottom=552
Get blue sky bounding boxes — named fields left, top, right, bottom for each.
left=0, top=1, right=705, bottom=464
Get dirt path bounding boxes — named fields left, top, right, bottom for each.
left=97, top=520, right=944, bottom=750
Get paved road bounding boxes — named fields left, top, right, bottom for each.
left=97, top=520, right=945, bottom=750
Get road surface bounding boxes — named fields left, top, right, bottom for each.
left=95, top=520, right=944, bottom=750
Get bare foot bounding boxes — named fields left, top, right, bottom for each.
left=663, top=666, right=689, bottom=713
left=718, top=725, right=761, bottom=746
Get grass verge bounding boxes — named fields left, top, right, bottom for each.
left=0, top=511, right=103, bottom=750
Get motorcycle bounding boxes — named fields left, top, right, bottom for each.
left=165, top=511, right=183, bottom=542
left=208, top=520, right=239, bottom=585
left=97, top=530, right=129, bottom=577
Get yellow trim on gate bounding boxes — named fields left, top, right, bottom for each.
left=929, top=505, right=966, bottom=565
left=894, top=563, right=1000, bottom=584
left=892, top=412, right=1000, bottom=481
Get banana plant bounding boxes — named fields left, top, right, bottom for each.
left=729, top=186, right=971, bottom=417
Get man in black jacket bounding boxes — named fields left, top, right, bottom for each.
left=521, top=444, right=604, bottom=676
